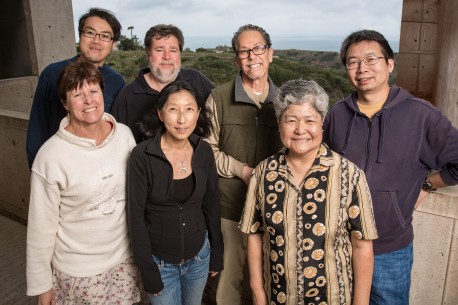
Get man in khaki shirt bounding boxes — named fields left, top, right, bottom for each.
left=204, top=24, right=282, bottom=305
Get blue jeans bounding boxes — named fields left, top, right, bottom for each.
left=148, top=236, right=210, bottom=305
left=370, top=242, right=413, bottom=305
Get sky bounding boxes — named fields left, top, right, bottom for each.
left=71, top=0, right=403, bottom=51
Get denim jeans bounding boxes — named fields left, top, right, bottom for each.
left=148, top=236, right=210, bottom=305
left=370, top=242, right=413, bottom=305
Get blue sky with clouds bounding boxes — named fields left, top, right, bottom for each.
left=71, top=0, right=403, bottom=51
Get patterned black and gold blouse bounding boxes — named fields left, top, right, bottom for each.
left=239, top=144, right=378, bottom=305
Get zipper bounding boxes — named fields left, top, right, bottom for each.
left=179, top=205, right=185, bottom=263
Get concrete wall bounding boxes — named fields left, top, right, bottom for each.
left=398, top=0, right=458, bottom=127
left=411, top=186, right=458, bottom=305
left=0, top=0, right=75, bottom=219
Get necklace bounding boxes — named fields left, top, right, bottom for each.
left=174, top=155, right=187, bottom=173
left=163, top=139, right=190, bottom=174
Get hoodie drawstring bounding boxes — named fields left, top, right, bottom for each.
left=342, top=111, right=357, bottom=155
left=377, top=109, right=388, bottom=163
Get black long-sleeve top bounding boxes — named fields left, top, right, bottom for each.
left=127, top=132, right=223, bottom=294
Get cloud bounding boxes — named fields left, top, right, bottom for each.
left=72, top=0, right=402, bottom=49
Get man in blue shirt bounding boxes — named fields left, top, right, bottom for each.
left=26, top=8, right=125, bottom=168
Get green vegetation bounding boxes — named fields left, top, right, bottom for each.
left=106, top=49, right=397, bottom=105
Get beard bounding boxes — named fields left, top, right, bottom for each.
left=150, top=62, right=181, bottom=84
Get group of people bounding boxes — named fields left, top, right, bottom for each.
left=25, top=7, right=458, bottom=305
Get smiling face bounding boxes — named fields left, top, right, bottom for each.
left=148, top=35, right=181, bottom=85
left=279, top=102, right=323, bottom=159
left=236, top=30, right=273, bottom=83
left=345, top=40, right=394, bottom=97
left=64, top=81, right=105, bottom=128
left=79, top=16, right=115, bottom=67
left=157, top=90, right=200, bottom=142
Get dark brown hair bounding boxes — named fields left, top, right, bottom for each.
left=57, top=61, right=104, bottom=103
left=144, top=24, right=185, bottom=53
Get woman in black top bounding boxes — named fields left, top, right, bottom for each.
left=127, top=80, right=223, bottom=305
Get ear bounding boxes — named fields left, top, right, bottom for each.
left=387, top=58, right=395, bottom=73
left=157, top=108, right=164, bottom=122
left=111, top=41, right=117, bottom=52
left=234, top=56, right=242, bottom=70
left=268, top=47, right=274, bottom=63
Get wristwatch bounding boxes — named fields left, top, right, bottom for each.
left=422, top=178, right=437, bottom=192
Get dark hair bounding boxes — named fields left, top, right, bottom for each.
left=57, top=61, right=104, bottom=103
left=231, top=24, right=272, bottom=52
left=139, top=80, right=212, bottom=139
left=340, top=29, right=394, bottom=66
left=144, top=24, right=185, bottom=53
left=78, top=8, right=122, bottom=42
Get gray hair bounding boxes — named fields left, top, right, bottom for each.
left=274, top=79, right=329, bottom=119
left=231, top=24, right=272, bottom=52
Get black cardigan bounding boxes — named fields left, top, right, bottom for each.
left=127, top=133, right=223, bottom=294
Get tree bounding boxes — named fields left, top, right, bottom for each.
left=117, top=34, right=142, bottom=51
left=127, top=26, right=134, bottom=38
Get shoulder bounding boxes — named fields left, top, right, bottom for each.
left=100, top=65, right=124, bottom=84
left=211, top=80, right=236, bottom=95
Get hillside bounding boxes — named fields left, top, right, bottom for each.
left=106, top=49, right=397, bottom=105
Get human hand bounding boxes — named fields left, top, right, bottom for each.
left=36, top=289, right=56, bottom=305
left=241, top=165, right=254, bottom=185
left=209, top=271, right=219, bottom=277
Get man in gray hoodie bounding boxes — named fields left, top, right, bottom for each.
left=323, top=29, right=458, bottom=305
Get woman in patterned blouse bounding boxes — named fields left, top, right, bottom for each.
left=239, top=79, right=378, bottom=305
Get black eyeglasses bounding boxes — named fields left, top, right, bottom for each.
left=346, top=56, right=385, bottom=70
left=235, top=45, right=269, bottom=59
left=82, top=29, right=113, bottom=42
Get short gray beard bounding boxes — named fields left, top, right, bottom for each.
left=150, top=64, right=180, bottom=84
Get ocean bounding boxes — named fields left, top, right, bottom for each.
left=185, top=35, right=400, bottom=52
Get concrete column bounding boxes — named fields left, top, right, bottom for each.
left=434, top=0, right=458, bottom=128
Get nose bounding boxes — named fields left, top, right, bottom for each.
left=295, top=121, right=306, bottom=134
left=177, top=110, right=185, bottom=123
left=162, top=49, right=171, bottom=59
left=247, top=49, right=257, bottom=60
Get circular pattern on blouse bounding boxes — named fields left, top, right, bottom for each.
left=276, top=235, right=285, bottom=246
left=276, top=264, right=285, bottom=276
left=250, top=222, right=260, bottom=233
left=303, top=202, right=317, bottom=214
left=275, top=180, right=285, bottom=192
left=304, top=177, right=319, bottom=190
left=272, top=211, right=284, bottom=224
left=311, top=249, right=324, bottom=261
left=305, top=288, right=319, bottom=297
left=303, top=238, right=314, bottom=250
left=268, top=160, right=279, bottom=171
left=316, top=276, right=327, bottom=287
left=348, top=205, right=360, bottom=219
left=277, top=292, right=286, bottom=303
left=271, top=250, right=279, bottom=262
left=351, top=231, right=363, bottom=239
left=272, top=272, right=279, bottom=283
left=314, top=189, right=326, bottom=202
left=312, top=223, right=326, bottom=236
left=304, top=266, right=318, bottom=278
left=267, top=193, right=278, bottom=204
left=267, top=171, right=278, bottom=181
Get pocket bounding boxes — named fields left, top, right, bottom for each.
left=196, top=236, right=210, bottom=262
left=371, top=191, right=406, bottom=242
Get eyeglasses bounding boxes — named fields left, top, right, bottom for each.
left=82, top=29, right=113, bottom=42
left=235, top=45, right=269, bottom=59
left=346, top=56, right=385, bottom=70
